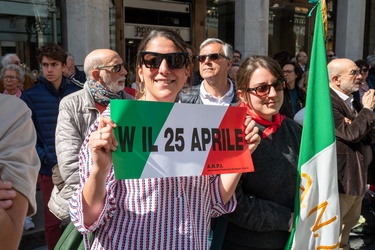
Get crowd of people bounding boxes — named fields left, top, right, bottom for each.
left=1, top=27, right=375, bottom=250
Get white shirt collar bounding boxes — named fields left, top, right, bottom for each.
left=331, top=87, right=354, bottom=108
left=199, top=78, right=234, bottom=106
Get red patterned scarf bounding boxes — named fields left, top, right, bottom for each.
left=240, top=102, right=285, bottom=138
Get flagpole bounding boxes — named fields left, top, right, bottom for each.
left=285, top=0, right=340, bottom=249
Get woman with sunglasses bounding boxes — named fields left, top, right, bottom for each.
left=353, top=59, right=373, bottom=102
left=214, top=56, right=302, bottom=249
left=70, top=28, right=260, bottom=249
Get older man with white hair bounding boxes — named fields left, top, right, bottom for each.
left=328, top=58, right=375, bottom=250
left=180, top=38, right=237, bottom=105
left=49, top=49, right=134, bottom=222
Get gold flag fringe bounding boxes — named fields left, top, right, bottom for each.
left=321, top=0, right=328, bottom=39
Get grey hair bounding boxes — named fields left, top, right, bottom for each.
left=84, top=56, right=103, bottom=81
left=199, top=38, right=233, bottom=60
left=66, top=52, right=74, bottom=60
left=0, top=64, right=25, bottom=84
left=1, top=53, right=18, bottom=67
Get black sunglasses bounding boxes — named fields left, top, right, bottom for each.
left=197, top=53, right=229, bottom=63
left=247, top=79, right=286, bottom=96
left=140, top=52, right=188, bottom=69
left=96, top=62, right=125, bottom=73
left=361, top=68, right=369, bottom=74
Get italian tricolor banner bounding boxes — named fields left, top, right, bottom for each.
left=285, top=0, right=340, bottom=249
left=110, top=99, right=254, bottom=179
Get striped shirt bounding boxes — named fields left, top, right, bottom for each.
left=70, top=107, right=237, bottom=249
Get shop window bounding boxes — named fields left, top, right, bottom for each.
left=269, top=3, right=311, bottom=58
left=206, top=0, right=235, bottom=46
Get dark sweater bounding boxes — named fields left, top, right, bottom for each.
left=220, top=118, right=302, bottom=249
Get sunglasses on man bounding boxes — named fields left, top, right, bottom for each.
left=197, top=53, right=229, bottom=63
left=140, top=52, right=188, bottom=69
left=96, top=62, right=125, bottom=73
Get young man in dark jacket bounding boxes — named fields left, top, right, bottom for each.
left=21, top=42, right=80, bottom=250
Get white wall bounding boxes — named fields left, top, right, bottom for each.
left=65, top=0, right=110, bottom=66
left=235, top=0, right=269, bottom=59
left=335, top=0, right=366, bottom=61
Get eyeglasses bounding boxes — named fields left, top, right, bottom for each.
left=96, top=62, right=125, bottom=73
left=140, top=52, right=188, bottom=69
left=233, top=56, right=241, bottom=59
left=361, top=68, right=369, bottom=74
left=283, top=70, right=294, bottom=74
left=2, top=76, right=18, bottom=80
left=246, top=79, right=286, bottom=96
left=327, top=54, right=335, bottom=58
left=197, top=53, right=229, bottom=63
left=338, top=68, right=362, bottom=78
left=348, top=69, right=361, bottom=76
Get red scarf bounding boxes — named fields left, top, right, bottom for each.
left=240, top=102, right=285, bottom=138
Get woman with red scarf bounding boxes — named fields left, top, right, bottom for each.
left=214, top=56, right=302, bottom=249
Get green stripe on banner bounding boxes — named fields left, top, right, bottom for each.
left=297, top=1, right=335, bottom=167
left=110, top=99, right=174, bottom=179
left=285, top=1, right=340, bottom=248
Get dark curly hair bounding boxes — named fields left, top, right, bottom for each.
left=37, top=42, right=67, bottom=65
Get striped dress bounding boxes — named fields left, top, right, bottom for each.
left=69, top=108, right=237, bottom=249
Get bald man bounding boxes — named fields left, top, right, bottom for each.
left=328, top=58, right=375, bottom=250
left=48, top=49, right=134, bottom=221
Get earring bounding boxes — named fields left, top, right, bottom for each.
left=181, top=85, right=189, bottom=94
left=139, top=82, right=145, bottom=94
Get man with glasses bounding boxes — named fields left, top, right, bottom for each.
left=20, top=42, right=80, bottom=250
left=0, top=53, right=36, bottom=92
left=49, top=49, right=134, bottom=226
left=328, top=58, right=375, bottom=250
left=180, top=38, right=237, bottom=106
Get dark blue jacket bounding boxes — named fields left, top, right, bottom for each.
left=21, top=77, right=80, bottom=176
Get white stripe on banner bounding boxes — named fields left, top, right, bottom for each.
left=140, top=104, right=228, bottom=178
left=292, top=142, right=340, bottom=249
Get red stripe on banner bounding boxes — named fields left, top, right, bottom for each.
left=202, top=106, right=254, bottom=175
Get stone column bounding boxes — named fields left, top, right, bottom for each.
left=235, top=0, right=269, bottom=58
left=65, top=0, right=110, bottom=66
left=335, top=0, right=366, bottom=61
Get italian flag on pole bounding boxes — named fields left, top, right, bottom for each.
left=285, top=0, right=340, bottom=249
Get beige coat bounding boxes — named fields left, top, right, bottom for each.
left=0, top=94, right=39, bottom=216
left=48, top=83, right=134, bottom=221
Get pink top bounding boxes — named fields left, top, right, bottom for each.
left=3, top=88, right=22, bottom=98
